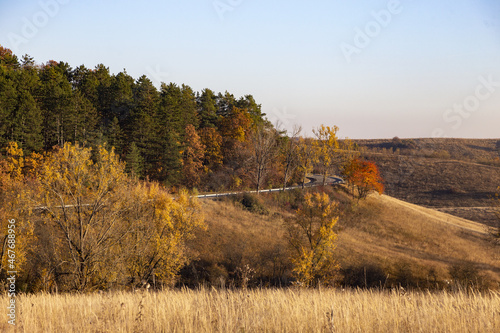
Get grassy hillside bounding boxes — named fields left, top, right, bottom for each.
left=183, top=187, right=499, bottom=289
left=354, top=138, right=500, bottom=226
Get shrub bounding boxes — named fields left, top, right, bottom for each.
left=240, top=193, right=269, bottom=215
left=341, top=264, right=387, bottom=288
left=448, top=262, right=488, bottom=290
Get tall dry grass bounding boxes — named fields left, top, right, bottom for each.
left=2, top=288, right=499, bottom=332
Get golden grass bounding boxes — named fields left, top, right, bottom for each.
left=2, top=288, right=499, bottom=332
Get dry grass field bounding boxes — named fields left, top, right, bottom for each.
left=2, top=288, right=499, bottom=332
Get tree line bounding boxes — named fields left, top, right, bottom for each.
left=0, top=45, right=384, bottom=194
left=0, top=45, right=385, bottom=291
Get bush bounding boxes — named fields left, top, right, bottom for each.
left=239, top=193, right=269, bottom=215
left=341, top=264, right=387, bottom=288
left=448, top=262, right=488, bottom=290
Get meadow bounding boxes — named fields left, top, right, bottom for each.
left=2, top=288, right=499, bottom=332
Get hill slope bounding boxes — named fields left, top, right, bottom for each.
left=186, top=188, right=499, bottom=289
left=354, top=138, right=500, bottom=226
left=336, top=193, right=499, bottom=288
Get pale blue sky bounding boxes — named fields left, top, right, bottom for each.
left=1, top=0, right=499, bottom=138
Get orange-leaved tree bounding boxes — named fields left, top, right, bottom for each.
left=343, top=158, right=384, bottom=201
left=285, top=191, right=339, bottom=287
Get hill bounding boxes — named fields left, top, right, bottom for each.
left=354, top=138, right=500, bottom=226
left=183, top=187, right=499, bottom=289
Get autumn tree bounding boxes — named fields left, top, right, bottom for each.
left=32, top=142, right=205, bottom=291
left=285, top=191, right=339, bottom=287
left=297, top=137, right=317, bottom=189
left=280, top=125, right=301, bottom=190
left=343, top=158, right=384, bottom=201
left=199, top=127, right=223, bottom=172
left=249, top=124, right=277, bottom=192
left=36, top=143, right=131, bottom=290
left=182, top=124, right=205, bottom=188
left=218, top=106, right=253, bottom=188
left=313, top=125, right=340, bottom=186
left=0, top=142, right=36, bottom=288
left=123, top=185, right=204, bottom=287
left=338, top=137, right=360, bottom=175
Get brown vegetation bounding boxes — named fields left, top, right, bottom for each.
left=181, top=186, right=499, bottom=290
left=2, top=288, right=498, bottom=332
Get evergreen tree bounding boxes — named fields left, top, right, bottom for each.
left=0, top=67, right=17, bottom=148
left=125, top=141, right=143, bottom=176
left=197, top=88, right=219, bottom=128
left=11, top=89, right=43, bottom=152
left=106, top=116, right=124, bottom=151
left=126, top=75, right=159, bottom=177
left=216, top=91, right=236, bottom=118
left=236, top=94, right=266, bottom=125
left=70, top=91, right=99, bottom=146
left=38, top=62, right=73, bottom=148
left=72, top=65, right=99, bottom=106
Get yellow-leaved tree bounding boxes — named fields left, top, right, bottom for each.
left=36, top=143, right=130, bottom=290
left=285, top=191, right=339, bottom=287
left=296, top=137, right=317, bottom=189
left=313, top=125, right=340, bottom=186
left=0, top=142, right=36, bottom=290
left=35, top=143, right=204, bottom=291
left=123, top=184, right=205, bottom=288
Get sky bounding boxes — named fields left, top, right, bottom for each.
left=0, top=0, right=499, bottom=139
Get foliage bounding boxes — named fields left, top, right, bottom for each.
left=0, top=142, right=36, bottom=288
left=239, top=193, right=269, bottom=215
left=313, top=124, right=340, bottom=185
left=31, top=142, right=204, bottom=291
left=285, top=192, right=339, bottom=287
left=123, top=184, right=205, bottom=287
left=343, top=158, right=384, bottom=201
left=296, top=137, right=316, bottom=188
left=279, top=125, right=301, bottom=190
left=0, top=45, right=273, bottom=191
left=182, top=124, right=205, bottom=188
left=249, top=125, right=277, bottom=191
left=36, top=143, right=129, bottom=290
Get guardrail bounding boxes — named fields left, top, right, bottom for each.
left=31, top=176, right=345, bottom=209
left=195, top=177, right=345, bottom=199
